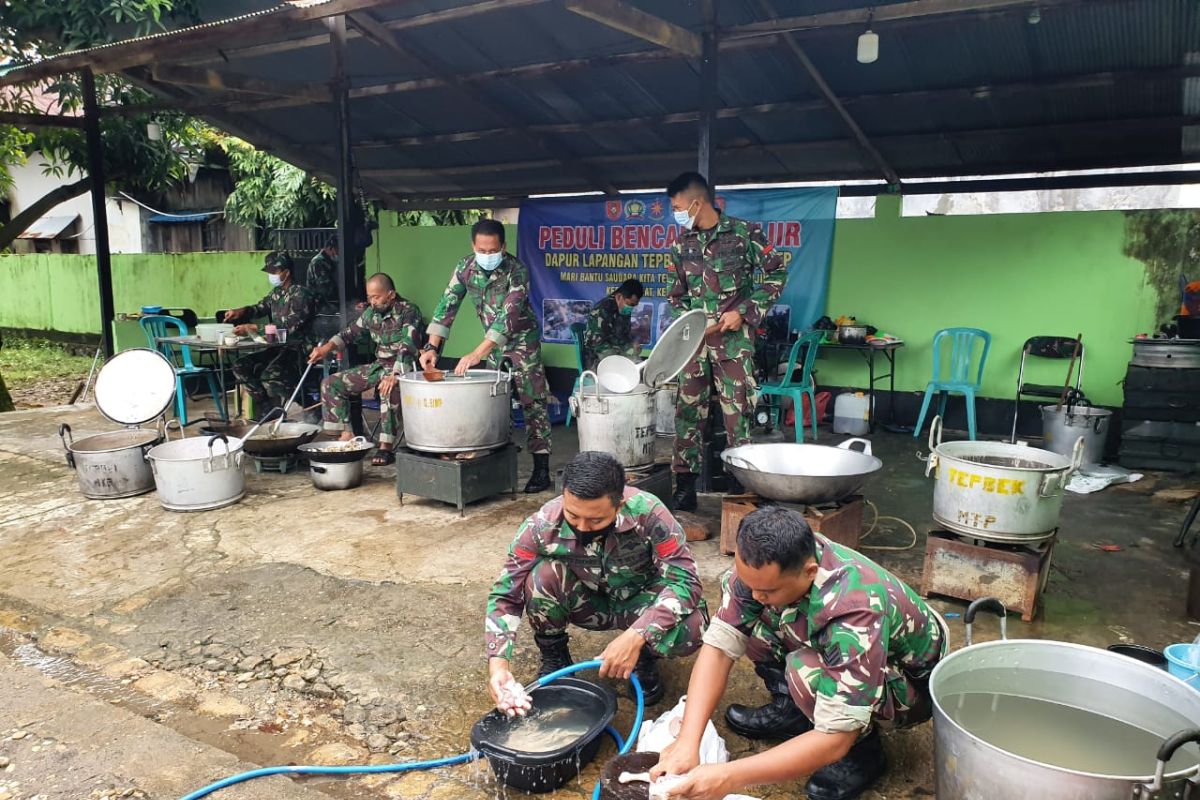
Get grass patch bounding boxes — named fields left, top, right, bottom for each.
left=0, top=338, right=95, bottom=386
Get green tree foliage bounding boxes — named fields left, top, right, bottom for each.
left=217, top=135, right=337, bottom=231
left=1124, top=210, right=1200, bottom=325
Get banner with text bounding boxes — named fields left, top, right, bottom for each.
left=518, top=187, right=838, bottom=347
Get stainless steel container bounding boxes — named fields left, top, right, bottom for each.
left=722, top=439, right=881, bottom=504
left=146, top=434, right=245, bottom=512
left=654, top=383, right=677, bottom=436
left=310, top=459, right=364, bottom=490
left=923, top=417, right=1082, bottom=542
left=932, top=598, right=1200, bottom=800
left=397, top=369, right=511, bottom=453
left=572, top=371, right=658, bottom=467
left=1041, top=405, right=1111, bottom=465
left=1130, top=338, right=1200, bottom=369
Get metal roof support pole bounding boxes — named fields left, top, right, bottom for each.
left=697, top=0, right=718, bottom=181
left=329, top=14, right=356, bottom=333
left=81, top=68, right=115, bottom=359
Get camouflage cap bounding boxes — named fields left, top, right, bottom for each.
left=262, top=252, right=293, bottom=273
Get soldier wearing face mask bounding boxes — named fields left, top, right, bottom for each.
left=582, top=278, right=645, bottom=370
left=225, top=252, right=316, bottom=416
left=665, top=172, right=788, bottom=511
left=421, top=219, right=554, bottom=493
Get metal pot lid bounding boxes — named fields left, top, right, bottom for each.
left=94, top=348, right=177, bottom=426
left=641, top=309, right=707, bottom=389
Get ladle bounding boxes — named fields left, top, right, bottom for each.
left=270, top=361, right=315, bottom=435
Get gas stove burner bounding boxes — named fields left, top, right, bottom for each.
left=249, top=453, right=302, bottom=474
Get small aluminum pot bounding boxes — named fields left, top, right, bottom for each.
left=309, top=459, right=364, bottom=491
left=147, top=434, right=245, bottom=512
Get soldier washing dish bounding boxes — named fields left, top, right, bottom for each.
left=664, top=172, right=788, bottom=511
left=224, top=252, right=316, bottom=417
left=651, top=507, right=947, bottom=800
left=420, top=219, right=554, bottom=494
left=581, top=278, right=645, bottom=371
left=484, top=451, right=708, bottom=709
left=308, top=273, right=423, bottom=466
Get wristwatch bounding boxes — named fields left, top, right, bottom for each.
left=421, top=342, right=439, bottom=353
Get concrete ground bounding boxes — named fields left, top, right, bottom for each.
left=1, top=400, right=1198, bottom=800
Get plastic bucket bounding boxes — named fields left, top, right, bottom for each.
left=1164, top=643, right=1200, bottom=689
left=1107, top=643, right=1167, bottom=669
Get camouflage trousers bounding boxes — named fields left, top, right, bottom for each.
left=320, top=361, right=402, bottom=444
left=523, top=559, right=706, bottom=659
left=494, top=341, right=551, bottom=455
left=745, top=621, right=943, bottom=731
left=232, top=347, right=299, bottom=406
left=673, top=331, right=758, bottom=474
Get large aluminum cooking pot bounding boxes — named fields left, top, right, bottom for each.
left=932, top=598, right=1200, bottom=800
left=923, top=416, right=1083, bottom=543
left=146, top=434, right=245, bottom=512
left=721, top=439, right=881, bottom=504
left=397, top=369, right=511, bottom=453
left=571, top=371, right=657, bottom=468
left=1041, top=405, right=1111, bottom=466
left=58, top=420, right=178, bottom=499
left=654, top=382, right=677, bottom=436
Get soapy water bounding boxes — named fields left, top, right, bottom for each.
left=490, top=701, right=595, bottom=754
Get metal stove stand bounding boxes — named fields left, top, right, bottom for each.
left=395, top=443, right=518, bottom=516
left=920, top=529, right=1057, bottom=622
left=249, top=453, right=303, bottom=474
left=720, top=494, right=865, bottom=554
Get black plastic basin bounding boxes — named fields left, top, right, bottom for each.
left=470, top=677, right=616, bottom=793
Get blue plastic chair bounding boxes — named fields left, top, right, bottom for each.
left=759, top=330, right=823, bottom=443
left=913, top=327, right=992, bottom=441
left=139, top=315, right=227, bottom=425
left=565, top=322, right=587, bottom=428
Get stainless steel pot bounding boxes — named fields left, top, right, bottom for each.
left=1041, top=405, right=1111, bottom=465
left=146, top=434, right=245, bottom=512
left=838, top=325, right=869, bottom=345
left=932, top=598, right=1200, bottom=800
left=571, top=371, right=657, bottom=467
left=923, top=416, right=1082, bottom=543
left=721, top=439, right=881, bottom=504
left=654, top=383, right=677, bottom=436
left=59, top=421, right=176, bottom=499
left=309, top=459, right=364, bottom=491
left=397, top=369, right=511, bottom=453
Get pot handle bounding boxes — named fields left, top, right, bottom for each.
left=491, top=368, right=511, bottom=397
left=1135, top=728, right=1200, bottom=799
left=312, top=465, right=327, bottom=474
left=724, top=454, right=763, bottom=473
left=1067, top=434, right=1085, bottom=475
left=964, top=597, right=1007, bottom=647
left=927, top=415, right=944, bottom=451
left=838, top=438, right=872, bottom=456
left=206, top=434, right=232, bottom=473
left=59, top=423, right=75, bottom=469
left=581, top=370, right=601, bottom=398
left=163, top=419, right=184, bottom=441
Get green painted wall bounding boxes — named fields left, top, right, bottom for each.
left=2, top=202, right=1159, bottom=407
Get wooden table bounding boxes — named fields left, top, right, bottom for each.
left=155, top=335, right=283, bottom=417
left=818, top=341, right=904, bottom=432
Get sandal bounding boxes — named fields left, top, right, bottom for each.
left=372, top=449, right=396, bottom=466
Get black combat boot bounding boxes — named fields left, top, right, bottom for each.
left=632, top=650, right=665, bottom=706
left=724, top=661, right=814, bottom=740
left=534, top=633, right=573, bottom=679
left=524, top=453, right=552, bottom=493
left=672, top=472, right=698, bottom=511
left=804, top=727, right=886, bottom=800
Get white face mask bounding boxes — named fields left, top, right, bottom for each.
left=268, top=273, right=283, bottom=287
left=475, top=251, right=504, bottom=271
left=673, top=200, right=698, bottom=230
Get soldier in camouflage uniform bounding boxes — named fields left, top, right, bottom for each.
left=665, top=172, right=788, bottom=511
left=225, top=253, right=316, bottom=415
left=306, top=236, right=342, bottom=341
left=651, top=507, right=947, bottom=800
left=486, top=452, right=707, bottom=709
left=308, top=273, right=422, bottom=465
left=420, top=219, right=553, bottom=493
left=581, top=278, right=644, bottom=370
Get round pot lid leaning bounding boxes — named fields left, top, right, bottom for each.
left=94, top=347, right=177, bottom=426
left=641, top=308, right=707, bottom=389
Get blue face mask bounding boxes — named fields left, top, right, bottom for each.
left=673, top=199, right=698, bottom=230
left=475, top=251, right=503, bottom=271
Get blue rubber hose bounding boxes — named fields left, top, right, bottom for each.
left=179, top=658, right=644, bottom=800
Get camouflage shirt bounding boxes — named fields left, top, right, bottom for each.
left=306, top=251, right=339, bottom=316
left=705, top=534, right=945, bottom=734
left=427, top=253, right=539, bottom=351
left=329, top=299, right=424, bottom=373
left=485, top=488, right=704, bottom=661
left=247, top=283, right=316, bottom=349
left=667, top=213, right=787, bottom=328
left=582, top=295, right=639, bottom=370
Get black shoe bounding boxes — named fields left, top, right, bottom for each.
left=633, top=650, right=665, bottom=706
left=534, top=633, right=573, bottom=679
left=724, top=662, right=814, bottom=740
left=672, top=472, right=697, bottom=511
left=524, top=453, right=552, bottom=493
left=804, top=727, right=886, bottom=800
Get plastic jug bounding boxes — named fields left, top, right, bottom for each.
left=833, top=392, right=871, bottom=435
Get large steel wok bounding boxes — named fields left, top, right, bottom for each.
left=721, top=439, right=882, bottom=504
left=200, top=420, right=320, bottom=457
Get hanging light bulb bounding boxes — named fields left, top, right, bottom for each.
left=857, top=10, right=878, bottom=64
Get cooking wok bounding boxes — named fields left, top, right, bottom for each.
left=200, top=419, right=320, bottom=457
left=721, top=439, right=881, bottom=504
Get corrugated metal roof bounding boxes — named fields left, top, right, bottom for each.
left=17, top=214, right=78, bottom=239
left=3, top=0, right=1198, bottom=200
